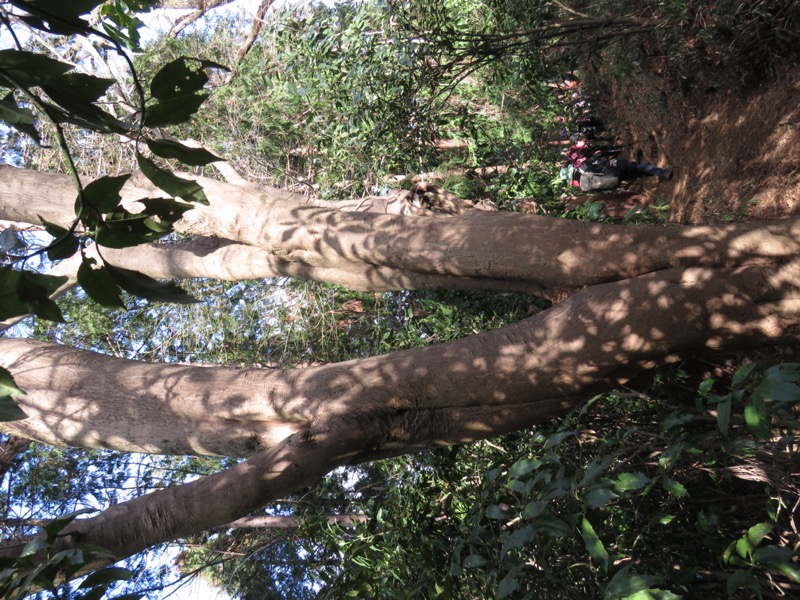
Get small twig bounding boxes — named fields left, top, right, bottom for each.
left=549, top=0, right=591, bottom=18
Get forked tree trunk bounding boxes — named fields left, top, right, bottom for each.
left=1, top=164, right=799, bottom=573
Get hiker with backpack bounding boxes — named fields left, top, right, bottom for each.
left=564, top=140, right=674, bottom=192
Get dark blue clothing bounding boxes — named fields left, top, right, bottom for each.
left=609, top=158, right=671, bottom=180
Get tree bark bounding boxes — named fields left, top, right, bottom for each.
left=1, top=163, right=800, bottom=575
left=3, top=262, right=799, bottom=457
left=0, top=435, right=31, bottom=484
left=223, top=514, right=366, bottom=529
left=1, top=165, right=799, bottom=297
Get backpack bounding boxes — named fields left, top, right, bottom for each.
left=578, top=157, right=620, bottom=192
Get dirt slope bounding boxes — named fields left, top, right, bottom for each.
left=592, top=62, right=800, bottom=224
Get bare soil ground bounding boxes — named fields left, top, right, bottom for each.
left=588, top=57, right=800, bottom=224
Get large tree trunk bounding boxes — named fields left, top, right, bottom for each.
left=2, top=260, right=798, bottom=457
left=1, top=163, right=799, bottom=575
left=1, top=165, right=799, bottom=297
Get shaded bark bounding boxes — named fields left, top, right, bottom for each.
left=0, top=435, right=31, bottom=484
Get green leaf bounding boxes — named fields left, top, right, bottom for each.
left=586, top=486, right=619, bottom=509
left=0, top=396, right=27, bottom=422
left=752, top=544, right=793, bottom=565
left=81, top=173, right=132, bottom=214
left=18, top=11, right=85, bottom=36
left=96, top=211, right=164, bottom=248
left=726, top=569, right=762, bottom=599
left=500, top=525, right=535, bottom=558
left=18, top=0, right=104, bottom=21
left=661, top=411, right=693, bottom=431
left=508, top=457, right=541, bottom=477
left=773, top=561, right=800, bottom=583
left=143, top=92, right=210, bottom=127
left=764, top=363, right=800, bottom=382
left=497, top=573, right=520, bottom=599
left=77, top=259, right=125, bottom=309
left=39, top=217, right=80, bottom=261
left=42, top=78, right=129, bottom=134
left=711, top=393, right=732, bottom=436
left=146, top=138, right=222, bottom=166
left=45, top=230, right=79, bottom=261
left=0, top=226, right=25, bottom=253
left=614, top=472, right=650, bottom=493
left=623, top=591, right=681, bottom=599
left=661, top=479, right=688, bottom=498
left=0, top=366, right=25, bottom=397
left=0, top=377, right=25, bottom=420
left=0, top=266, right=28, bottom=319
left=53, top=72, right=114, bottom=103
left=0, top=91, right=41, bottom=143
left=732, top=362, right=759, bottom=387
left=532, top=516, right=571, bottom=537
left=20, top=538, right=47, bottom=558
left=733, top=537, right=750, bottom=561
left=543, top=430, right=573, bottom=449
left=150, top=57, right=209, bottom=100
left=755, top=365, right=800, bottom=402
left=145, top=58, right=225, bottom=125
left=80, top=588, right=107, bottom=600
left=603, top=564, right=660, bottom=600
left=99, top=3, right=145, bottom=51
left=138, top=198, right=193, bottom=226
left=579, top=456, right=613, bottom=487
left=43, top=508, right=96, bottom=543
left=744, top=395, right=770, bottom=439
left=581, top=517, right=609, bottom=573
left=656, top=513, right=674, bottom=525
left=0, top=49, right=72, bottom=88
left=698, top=378, right=716, bottom=394
left=485, top=504, right=511, bottom=521
left=79, top=567, right=134, bottom=589
left=137, top=152, right=209, bottom=205
left=462, top=554, right=488, bottom=569
left=15, top=271, right=66, bottom=323
left=746, top=522, right=773, bottom=549
left=105, top=264, right=198, bottom=304
left=522, top=500, right=547, bottom=519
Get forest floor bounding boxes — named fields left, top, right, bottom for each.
left=586, top=47, right=800, bottom=224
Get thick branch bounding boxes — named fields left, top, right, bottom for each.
left=0, top=422, right=367, bottom=573
left=99, top=237, right=546, bottom=294
left=1, top=261, right=799, bottom=574
left=3, top=262, right=799, bottom=456
left=2, top=165, right=799, bottom=296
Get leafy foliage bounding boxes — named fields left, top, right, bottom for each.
left=0, top=0, right=230, bottom=411
left=296, top=361, right=799, bottom=599
left=0, top=1, right=224, bottom=325
left=0, top=508, right=138, bottom=600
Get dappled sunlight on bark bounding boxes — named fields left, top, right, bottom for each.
left=2, top=164, right=800, bottom=576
